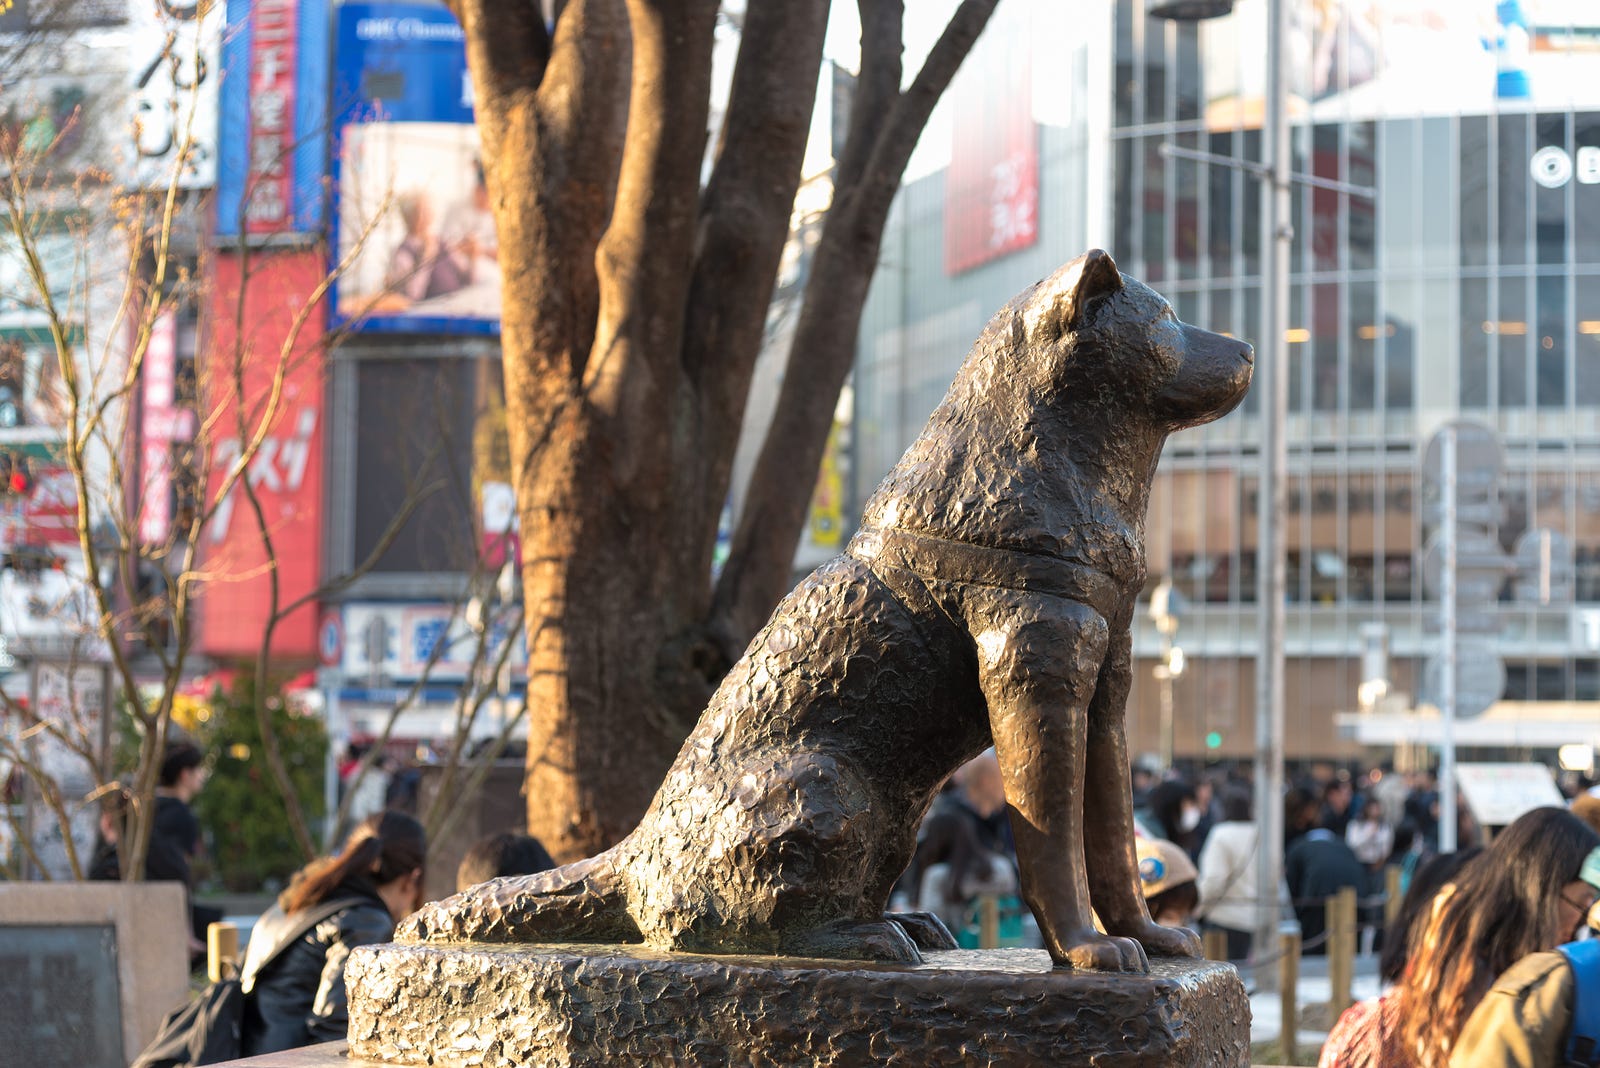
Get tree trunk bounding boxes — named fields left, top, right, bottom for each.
left=447, top=0, right=987, bottom=859
left=517, top=411, right=703, bottom=857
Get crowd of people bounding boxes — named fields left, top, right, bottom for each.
left=113, top=741, right=1600, bottom=1065
left=895, top=754, right=1600, bottom=1067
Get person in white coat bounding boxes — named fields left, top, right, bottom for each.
left=1193, top=785, right=1264, bottom=961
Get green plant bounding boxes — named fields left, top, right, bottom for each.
left=192, top=676, right=326, bottom=893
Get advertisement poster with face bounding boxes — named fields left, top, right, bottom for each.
left=331, top=3, right=499, bottom=334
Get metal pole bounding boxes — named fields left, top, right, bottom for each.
left=321, top=667, right=343, bottom=850
left=1253, top=0, right=1291, bottom=971
left=1439, top=426, right=1458, bottom=853
left=1158, top=634, right=1175, bottom=772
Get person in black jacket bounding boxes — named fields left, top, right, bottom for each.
left=147, top=743, right=220, bottom=964
left=239, top=811, right=426, bottom=1055
left=1284, top=816, right=1366, bottom=956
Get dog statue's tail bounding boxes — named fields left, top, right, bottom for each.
left=396, top=845, right=640, bottom=945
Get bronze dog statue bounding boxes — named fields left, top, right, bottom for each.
left=401, top=249, right=1253, bottom=971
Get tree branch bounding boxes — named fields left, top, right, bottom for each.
left=453, top=0, right=551, bottom=101
left=523, top=0, right=628, bottom=380
left=664, top=1, right=827, bottom=606
left=710, top=0, right=1000, bottom=653
left=586, top=0, right=718, bottom=408
left=860, top=0, right=999, bottom=219
left=836, top=0, right=905, bottom=192
left=683, top=0, right=826, bottom=397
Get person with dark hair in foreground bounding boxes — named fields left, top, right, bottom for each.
left=240, top=811, right=426, bottom=1055
left=1321, top=807, right=1599, bottom=1068
left=1448, top=844, right=1600, bottom=1067
left=456, top=831, right=557, bottom=893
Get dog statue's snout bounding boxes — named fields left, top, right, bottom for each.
left=1238, top=342, right=1255, bottom=365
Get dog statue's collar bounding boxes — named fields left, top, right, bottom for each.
left=848, top=526, right=1123, bottom=620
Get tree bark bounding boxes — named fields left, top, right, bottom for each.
left=711, top=0, right=1001, bottom=653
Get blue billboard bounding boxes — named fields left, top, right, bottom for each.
left=216, top=0, right=331, bottom=237
left=329, top=3, right=500, bottom=335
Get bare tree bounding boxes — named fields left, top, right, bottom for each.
left=0, top=4, right=418, bottom=876
left=446, top=0, right=999, bottom=859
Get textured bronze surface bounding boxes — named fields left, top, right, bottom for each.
left=347, top=942, right=1251, bottom=1067
left=398, top=250, right=1252, bottom=972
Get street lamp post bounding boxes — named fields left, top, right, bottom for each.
left=1255, top=0, right=1293, bottom=972
left=1148, top=0, right=1294, bottom=968
left=1148, top=578, right=1185, bottom=772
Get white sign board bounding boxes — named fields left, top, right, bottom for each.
left=130, top=0, right=223, bottom=189
left=1455, top=762, right=1565, bottom=827
left=341, top=602, right=527, bottom=684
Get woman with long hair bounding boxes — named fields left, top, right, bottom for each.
left=239, top=811, right=426, bottom=1055
left=1319, top=847, right=1483, bottom=1068
left=1392, top=806, right=1599, bottom=1067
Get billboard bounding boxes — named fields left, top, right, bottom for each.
left=944, top=14, right=1037, bottom=275
left=215, top=0, right=331, bottom=236
left=330, top=4, right=499, bottom=334
left=197, top=250, right=326, bottom=659
left=1199, top=0, right=1600, bottom=128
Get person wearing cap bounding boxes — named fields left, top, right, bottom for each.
left=1446, top=845, right=1600, bottom=1067
left=1137, top=836, right=1200, bottom=929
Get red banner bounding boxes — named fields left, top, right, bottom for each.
left=197, top=250, right=325, bottom=659
left=244, top=0, right=300, bottom=234
left=944, top=26, right=1037, bottom=275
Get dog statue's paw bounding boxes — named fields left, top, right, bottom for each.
left=1051, top=930, right=1150, bottom=973
left=888, top=910, right=959, bottom=951
left=1127, top=919, right=1204, bottom=960
left=782, top=918, right=924, bottom=963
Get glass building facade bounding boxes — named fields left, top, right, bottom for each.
left=852, top=0, right=1600, bottom=767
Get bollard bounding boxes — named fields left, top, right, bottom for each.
left=1326, top=886, right=1357, bottom=1022
left=978, top=895, right=999, bottom=949
left=1384, top=865, right=1403, bottom=927
left=1203, top=927, right=1228, bottom=962
left=208, top=921, right=240, bottom=983
left=1324, top=894, right=1343, bottom=1019
left=1279, top=925, right=1300, bottom=1065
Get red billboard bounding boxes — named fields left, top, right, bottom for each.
left=944, top=23, right=1037, bottom=275
left=197, top=250, right=326, bottom=659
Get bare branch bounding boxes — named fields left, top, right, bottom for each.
left=837, top=0, right=906, bottom=191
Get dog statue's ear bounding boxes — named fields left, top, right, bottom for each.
left=1025, top=249, right=1125, bottom=344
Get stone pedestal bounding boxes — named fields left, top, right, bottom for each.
left=346, top=942, right=1249, bottom=1067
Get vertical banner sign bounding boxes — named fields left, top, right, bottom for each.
left=216, top=0, right=328, bottom=236
left=243, top=0, right=299, bottom=232
left=197, top=251, right=326, bottom=658
left=139, top=312, right=177, bottom=544
left=944, top=20, right=1037, bottom=275
left=330, top=4, right=501, bottom=334
left=131, top=0, right=225, bottom=189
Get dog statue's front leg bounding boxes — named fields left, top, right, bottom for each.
left=973, top=595, right=1148, bottom=973
left=1084, top=627, right=1204, bottom=961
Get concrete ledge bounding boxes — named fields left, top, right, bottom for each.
left=347, top=942, right=1250, bottom=1067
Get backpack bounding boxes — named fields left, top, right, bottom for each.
left=130, top=897, right=365, bottom=1068
left=1556, top=938, right=1600, bottom=1067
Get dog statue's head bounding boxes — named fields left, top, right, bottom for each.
left=1016, top=249, right=1254, bottom=432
